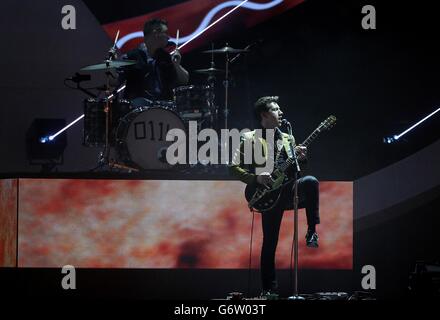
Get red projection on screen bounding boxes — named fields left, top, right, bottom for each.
left=0, top=179, right=17, bottom=267
left=18, top=179, right=352, bottom=269
left=103, top=0, right=304, bottom=52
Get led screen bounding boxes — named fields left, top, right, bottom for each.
left=18, top=179, right=352, bottom=269
left=0, top=179, right=17, bottom=267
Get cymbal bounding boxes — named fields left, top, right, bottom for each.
left=194, top=67, right=225, bottom=75
left=80, top=59, right=137, bottom=71
left=202, top=46, right=249, bottom=54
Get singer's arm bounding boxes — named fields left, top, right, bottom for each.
left=228, top=134, right=259, bottom=185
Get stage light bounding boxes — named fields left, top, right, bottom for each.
left=383, top=107, right=440, bottom=144
left=40, top=136, right=49, bottom=144
left=39, top=135, right=56, bottom=144
left=383, top=137, right=393, bottom=144
left=45, top=114, right=84, bottom=142
left=26, top=119, right=67, bottom=171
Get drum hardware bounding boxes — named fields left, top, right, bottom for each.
left=83, top=98, right=131, bottom=147
left=54, top=5, right=254, bottom=172
left=131, top=97, right=175, bottom=110
left=108, top=160, right=139, bottom=172
left=173, top=85, right=215, bottom=122
left=203, top=44, right=249, bottom=130
left=82, top=46, right=249, bottom=173
left=78, top=34, right=251, bottom=172
left=188, top=43, right=221, bottom=129
left=206, top=42, right=220, bottom=87
left=202, top=45, right=249, bottom=54
left=80, top=59, right=137, bottom=71
left=194, top=67, right=225, bottom=75
left=194, top=44, right=225, bottom=77
left=81, top=30, right=135, bottom=171
left=64, top=72, right=97, bottom=98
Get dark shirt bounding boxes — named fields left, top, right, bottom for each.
left=118, top=43, right=176, bottom=101
left=262, top=128, right=297, bottom=178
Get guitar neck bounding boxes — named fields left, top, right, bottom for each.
left=276, top=116, right=335, bottom=174
left=278, top=126, right=324, bottom=173
left=301, top=127, right=322, bottom=147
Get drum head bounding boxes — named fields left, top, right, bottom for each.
left=84, top=98, right=132, bottom=147
left=117, top=107, right=185, bottom=170
left=83, top=98, right=106, bottom=147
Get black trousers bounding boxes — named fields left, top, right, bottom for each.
left=260, top=175, right=320, bottom=291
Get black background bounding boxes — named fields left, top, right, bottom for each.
left=83, top=0, right=440, bottom=180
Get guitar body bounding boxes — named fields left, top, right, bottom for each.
left=243, top=115, right=337, bottom=212
left=244, top=171, right=291, bottom=212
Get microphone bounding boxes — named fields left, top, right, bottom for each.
left=280, top=119, right=293, bottom=136
left=66, top=73, right=91, bottom=83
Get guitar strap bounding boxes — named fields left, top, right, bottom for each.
left=246, top=131, right=294, bottom=167
left=281, top=133, right=295, bottom=159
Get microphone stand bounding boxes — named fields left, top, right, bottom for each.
left=224, top=43, right=230, bottom=130
left=98, top=31, right=120, bottom=169
left=285, top=121, right=305, bottom=300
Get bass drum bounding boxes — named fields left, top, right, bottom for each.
left=115, top=105, right=186, bottom=170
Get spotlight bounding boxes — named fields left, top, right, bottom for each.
left=39, top=136, right=49, bottom=144
left=26, top=119, right=67, bottom=171
left=383, top=135, right=399, bottom=144
left=383, top=107, right=440, bottom=144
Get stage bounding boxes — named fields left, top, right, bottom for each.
left=1, top=0, right=440, bottom=305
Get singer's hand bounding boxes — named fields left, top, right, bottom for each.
left=171, top=49, right=182, bottom=65
left=295, top=145, right=307, bottom=161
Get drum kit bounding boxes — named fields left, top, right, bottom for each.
left=80, top=44, right=249, bottom=171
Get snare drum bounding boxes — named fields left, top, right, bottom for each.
left=173, top=85, right=214, bottom=119
left=83, top=98, right=131, bottom=147
left=115, top=104, right=186, bottom=170
left=131, top=97, right=176, bottom=110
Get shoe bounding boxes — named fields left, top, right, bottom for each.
left=305, top=230, right=319, bottom=248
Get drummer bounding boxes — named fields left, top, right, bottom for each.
left=117, top=18, right=189, bottom=102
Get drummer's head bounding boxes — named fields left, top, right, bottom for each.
left=143, top=18, right=169, bottom=51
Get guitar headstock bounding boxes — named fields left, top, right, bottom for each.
left=320, top=115, right=337, bottom=131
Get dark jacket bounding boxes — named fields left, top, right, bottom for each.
left=228, top=129, right=299, bottom=185
left=118, top=45, right=176, bottom=101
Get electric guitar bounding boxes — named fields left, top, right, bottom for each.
left=245, top=115, right=337, bottom=212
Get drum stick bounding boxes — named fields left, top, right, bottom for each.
left=114, top=30, right=120, bottom=46
left=176, top=29, right=179, bottom=49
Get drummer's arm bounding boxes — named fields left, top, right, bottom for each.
left=171, top=50, right=189, bottom=85
left=107, top=69, right=123, bottom=88
left=174, top=64, right=189, bottom=85
left=109, top=52, right=129, bottom=88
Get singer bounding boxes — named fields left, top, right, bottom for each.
left=228, top=96, right=320, bottom=298
left=117, top=18, right=189, bottom=101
